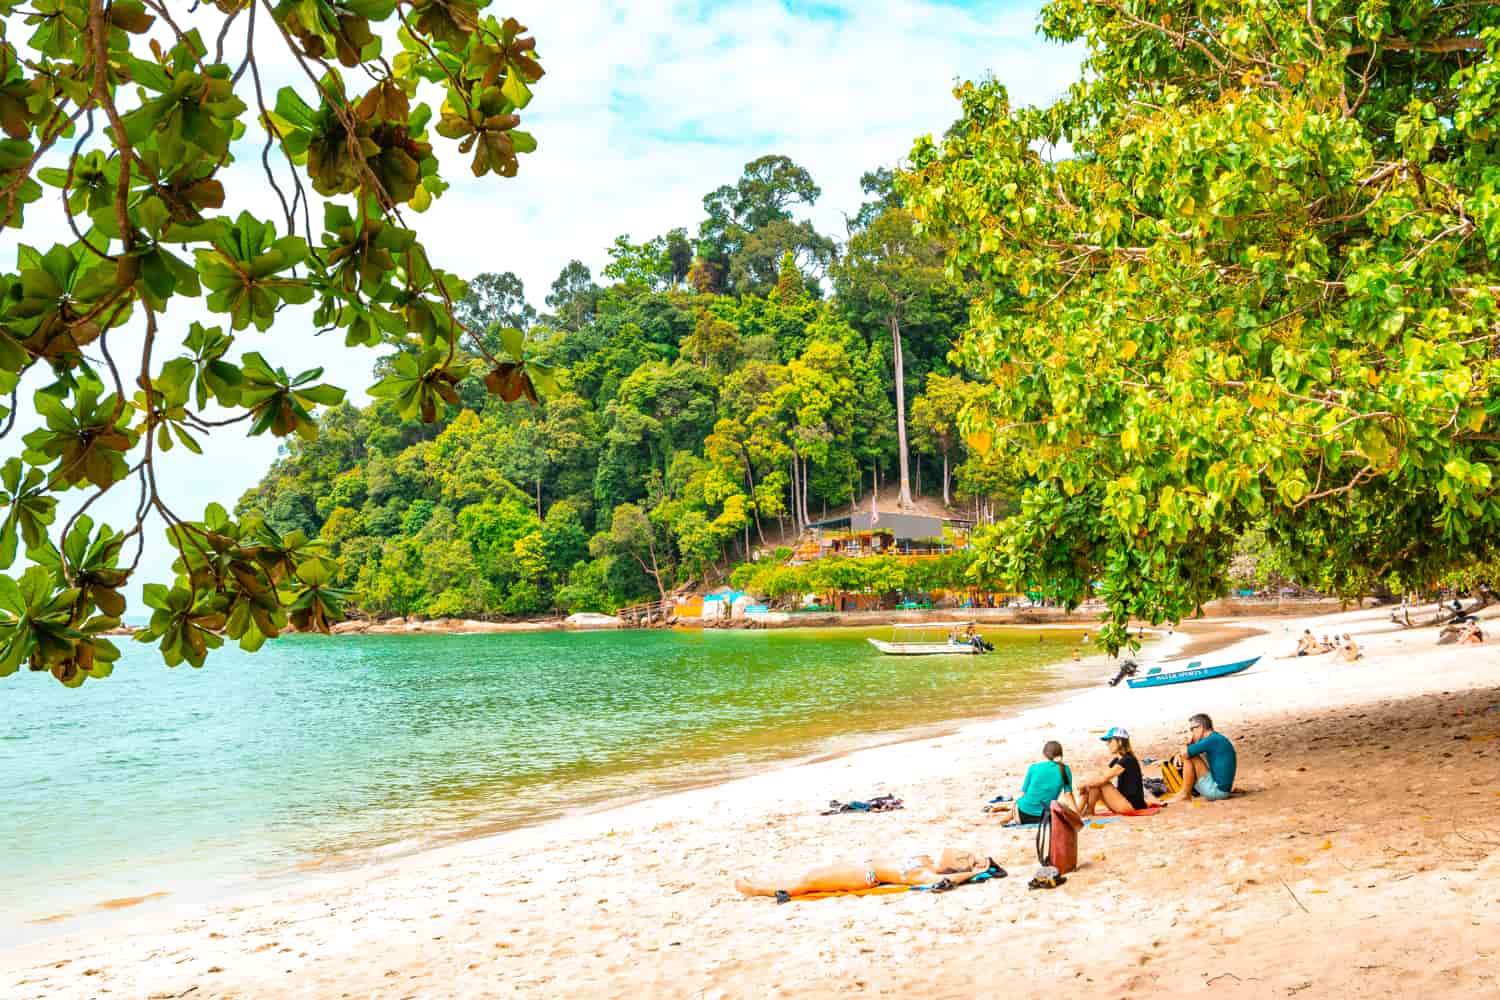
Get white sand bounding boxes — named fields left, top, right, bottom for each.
left=7, top=606, right=1500, bottom=998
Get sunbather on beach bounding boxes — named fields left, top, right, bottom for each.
left=1338, top=634, right=1362, bottom=661
left=1076, top=727, right=1148, bottom=815
left=1459, top=620, right=1485, bottom=645
left=1172, top=713, right=1236, bottom=802
left=995, top=740, right=1077, bottom=824
left=735, top=848, right=992, bottom=898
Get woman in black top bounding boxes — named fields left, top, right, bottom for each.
left=1077, top=727, right=1149, bottom=816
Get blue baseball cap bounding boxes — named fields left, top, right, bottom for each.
left=1100, top=727, right=1130, bottom=741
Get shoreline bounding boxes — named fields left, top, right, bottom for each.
left=325, top=596, right=1354, bottom=636
left=8, top=607, right=1497, bottom=997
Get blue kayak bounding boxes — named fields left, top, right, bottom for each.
left=1126, top=656, right=1259, bottom=688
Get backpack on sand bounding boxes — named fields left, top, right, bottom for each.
left=1035, top=800, right=1084, bottom=875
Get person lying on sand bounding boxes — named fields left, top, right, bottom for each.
left=1076, top=727, right=1148, bottom=816
left=1172, top=713, right=1236, bottom=803
left=735, top=848, right=992, bottom=898
left=995, top=740, right=1078, bottom=824
left=1459, top=620, right=1485, bottom=645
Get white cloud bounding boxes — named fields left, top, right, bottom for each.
left=415, top=0, right=1083, bottom=299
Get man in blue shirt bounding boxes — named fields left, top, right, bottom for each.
left=1173, top=713, right=1236, bottom=802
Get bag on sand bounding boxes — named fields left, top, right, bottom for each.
left=1035, top=800, right=1084, bottom=875
left=1160, top=756, right=1185, bottom=796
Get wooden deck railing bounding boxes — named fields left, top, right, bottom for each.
left=616, top=599, right=675, bottom=628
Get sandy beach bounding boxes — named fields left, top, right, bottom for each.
left=7, top=605, right=1500, bottom=999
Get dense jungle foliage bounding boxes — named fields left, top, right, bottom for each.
left=910, top=0, right=1500, bottom=652
left=239, top=158, right=1007, bottom=618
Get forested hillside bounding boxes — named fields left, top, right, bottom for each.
left=240, top=157, right=1006, bottom=618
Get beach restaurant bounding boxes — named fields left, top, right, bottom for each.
left=791, top=510, right=958, bottom=563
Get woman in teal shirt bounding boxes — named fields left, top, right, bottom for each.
left=999, top=740, right=1077, bottom=824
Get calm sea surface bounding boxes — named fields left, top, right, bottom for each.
left=2, top=626, right=1092, bottom=943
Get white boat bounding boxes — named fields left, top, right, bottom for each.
left=868, top=621, right=988, bottom=656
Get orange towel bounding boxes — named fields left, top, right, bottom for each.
left=792, top=885, right=914, bottom=901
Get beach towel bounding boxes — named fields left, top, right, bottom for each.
left=820, top=793, right=903, bottom=815
left=781, top=863, right=1007, bottom=902
left=1099, top=804, right=1167, bottom=818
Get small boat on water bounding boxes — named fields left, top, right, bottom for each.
left=1126, top=656, right=1259, bottom=688
left=868, top=622, right=990, bottom=656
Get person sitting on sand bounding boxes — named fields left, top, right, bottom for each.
left=1172, top=713, right=1236, bottom=802
left=997, top=740, right=1077, bottom=824
left=1076, top=727, right=1148, bottom=816
left=1459, top=620, right=1485, bottom=645
left=1338, top=634, right=1362, bottom=661
left=735, top=848, right=993, bottom=899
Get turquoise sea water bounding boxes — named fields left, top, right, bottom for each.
left=2, top=627, right=1087, bottom=944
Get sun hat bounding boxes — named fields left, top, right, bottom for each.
left=1100, top=726, right=1130, bottom=741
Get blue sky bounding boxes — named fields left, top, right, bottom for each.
left=2, top=0, right=1083, bottom=606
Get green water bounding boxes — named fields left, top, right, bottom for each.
left=2, top=627, right=1086, bottom=942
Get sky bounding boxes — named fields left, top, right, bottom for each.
left=2, top=0, right=1084, bottom=605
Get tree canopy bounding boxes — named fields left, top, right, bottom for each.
left=908, top=0, right=1500, bottom=651
left=0, top=1, right=554, bottom=683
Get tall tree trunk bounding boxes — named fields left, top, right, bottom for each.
left=942, top=449, right=950, bottom=507
left=536, top=477, right=542, bottom=519
left=800, top=454, right=810, bottom=528
left=800, top=454, right=808, bottom=530
left=790, top=454, right=801, bottom=534
left=889, top=315, right=914, bottom=510
left=646, top=538, right=667, bottom=608
left=742, top=448, right=767, bottom=545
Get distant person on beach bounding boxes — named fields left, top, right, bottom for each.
left=1459, top=620, right=1485, bottom=645
left=1076, top=727, right=1148, bottom=816
left=1172, top=713, right=1236, bottom=802
left=1338, top=634, right=1362, bottom=661
left=996, top=740, right=1077, bottom=824
left=735, top=848, right=994, bottom=899
left=1295, top=629, right=1315, bottom=655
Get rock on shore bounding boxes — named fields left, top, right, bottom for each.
left=329, top=613, right=622, bottom=635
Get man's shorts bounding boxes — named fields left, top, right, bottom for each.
left=1195, top=773, right=1231, bottom=801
